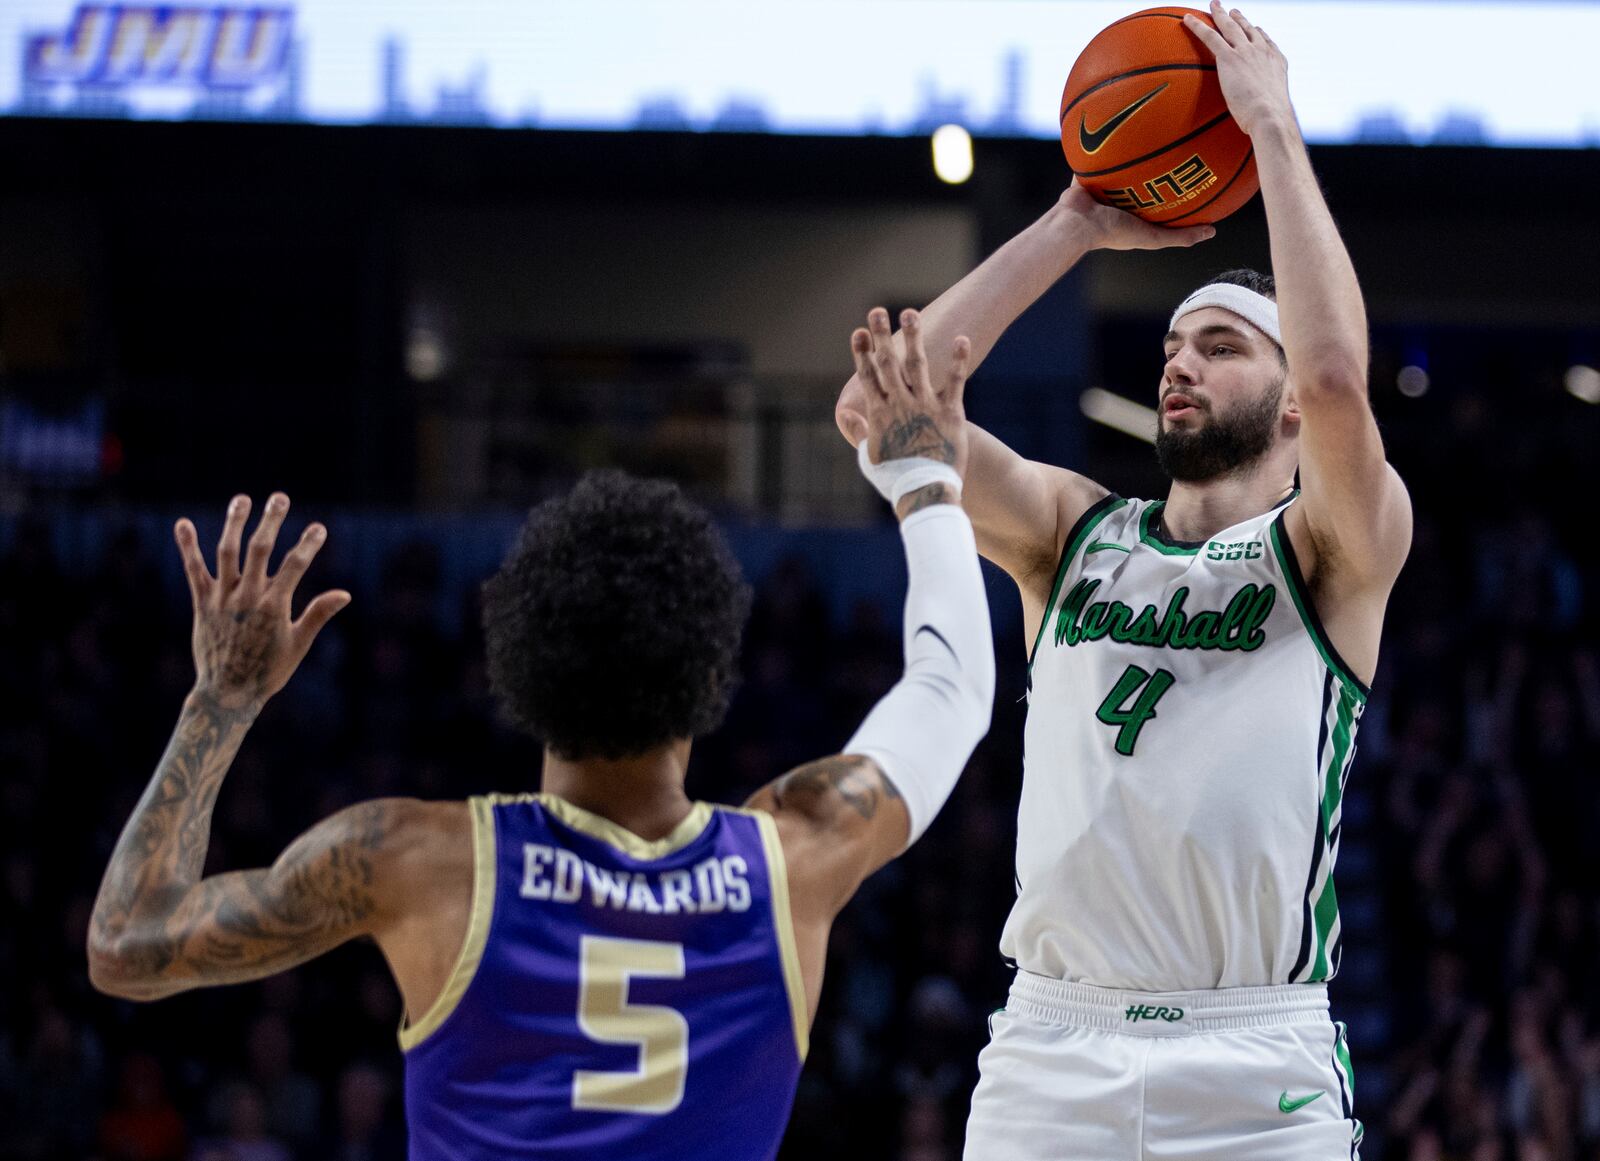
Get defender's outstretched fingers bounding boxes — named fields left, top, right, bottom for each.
left=173, top=518, right=213, bottom=606
left=216, top=494, right=251, bottom=585
left=244, top=492, right=290, bottom=581
left=291, top=589, right=352, bottom=648
left=868, top=308, right=907, bottom=394
left=900, top=310, right=929, bottom=398
left=852, top=328, right=890, bottom=402
left=271, top=522, right=328, bottom=599
left=944, top=336, right=972, bottom=404
left=1230, top=8, right=1259, bottom=40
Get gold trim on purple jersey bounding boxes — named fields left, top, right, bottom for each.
left=737, top=807, right=809, bottom=1061
left=399, top=796, right=499, bottom=1051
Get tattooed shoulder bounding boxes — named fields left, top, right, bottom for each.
left=770, top=755, right=903, bottom=824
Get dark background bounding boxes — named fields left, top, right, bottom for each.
left=1, top=115, right=1598, bottom=1160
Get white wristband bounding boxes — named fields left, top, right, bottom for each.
left=856, top=438, right=963, bottom=507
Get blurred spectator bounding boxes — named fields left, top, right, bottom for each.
left=98, top=1053, right=186, bottom=1161
left=192, top=1081, right=291, bottom=1161
left=322, top=1062, right=406, bottom=1161
left=0, top=1002, right=105, bottom=1159
left=202, top=1016, right=319, bottom=1152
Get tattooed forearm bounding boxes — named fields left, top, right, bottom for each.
left=89, top=687, right=399, bottom=999
left=770, top=755, right=903, bottom=823
left=896, top=483, right=955, bottom=519
left=91, top=689, right=257, bottom=967
left=876, top=415, right=956, bottom=465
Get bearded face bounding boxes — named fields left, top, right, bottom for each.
left=1154, top=308, right=1288, bottom=482
left=1154, top=370, right=1285, bottom=481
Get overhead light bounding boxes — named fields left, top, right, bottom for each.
left=1080, top=387, right=1156, bottom=444
left=931, top=124, right=973, bottom=184
left=406, top=328, right=446, bottom=381
left=1396, top=365, right=1429, bottom=397
left=1565, top=364, right=1600, bottom=404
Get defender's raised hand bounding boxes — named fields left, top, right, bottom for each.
left=1184, top=3, right=1292, bottom=138
left=852, top=307, right=971, bottom=483
left=175, top=493, right=350, bottom=711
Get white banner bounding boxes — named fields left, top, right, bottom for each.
left=3, top=0, right=1596, bottom=147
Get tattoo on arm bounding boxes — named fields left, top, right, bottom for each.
left=770, top=755, right=903, bottom=823
left=148, top=802, right=391, bottom=990
left=876, top=416, right=956, bottom=466
left=89, top=688, right=400, bottom=997
left=897, top=483, right=955, bottom=517
left=91, top=690, right=255, bottom=972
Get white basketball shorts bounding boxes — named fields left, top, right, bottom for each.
left=963, top=972, right=1363, bottom=1161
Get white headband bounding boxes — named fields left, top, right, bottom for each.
left=1169, top=283, right=1281, bottom=347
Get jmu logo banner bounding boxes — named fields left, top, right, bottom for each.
left=25, top=5, right=292, bottom=89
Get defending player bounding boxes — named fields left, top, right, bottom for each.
left=834, top=6, right=1409, bottom=1158
left=88, top=310, right=993, bottom=1159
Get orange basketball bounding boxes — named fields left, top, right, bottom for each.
left=1060, top=6, right=1259, bottom=225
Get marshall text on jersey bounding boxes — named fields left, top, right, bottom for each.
left=1005, top=495, right=1367, bottom=991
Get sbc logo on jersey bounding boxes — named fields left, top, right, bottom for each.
left=25, top=5, right=293, bottom=89
left=1206, top=539, right=1263, bottom=562
left=1124, top=1004, right=1185, bottom=1024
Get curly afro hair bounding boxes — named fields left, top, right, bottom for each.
left=481, top=470, right=752, bottom=760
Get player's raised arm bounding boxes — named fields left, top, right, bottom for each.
left=86, top=495, right=422, bottom=1001
left=749, top=308, right=993, bottom=919
left=833, top=186, right=1211, bottom=583
left=1187, top=3, right=1411, bottom=593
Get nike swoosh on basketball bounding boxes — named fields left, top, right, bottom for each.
left=1278, top=1090, right=1325, bottom=1114
left=1078, top=83, right=1169, bottom=155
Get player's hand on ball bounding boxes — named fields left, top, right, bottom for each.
left=174, top=493, right=351, bottom=712
left=851, top=307, right=970, bottom=483
left=1060, top=181, right=1216, bottom=249
left=1183, top=3, right=1292, bottom=138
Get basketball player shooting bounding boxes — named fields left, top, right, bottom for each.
left=835, top=5, right=1411, bottom=1158
left=87, top=312, right=994, bottom=1159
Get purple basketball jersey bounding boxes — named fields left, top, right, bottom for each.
left=401, top=794, right=807, bottom=1160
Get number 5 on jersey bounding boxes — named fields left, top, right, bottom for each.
left=1096, top=665, right=1176, bottom=756
left=573, top=936, right=689, bottom=1115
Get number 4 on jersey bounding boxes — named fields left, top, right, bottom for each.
left=1096, top=665, right=1176, bottom=756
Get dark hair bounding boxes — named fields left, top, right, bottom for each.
left=1207, top=267, right=1277, bottom=299
left=481, top=470, right=752, bottom=760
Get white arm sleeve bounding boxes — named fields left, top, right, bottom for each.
left=842, top=504, right=994, bottom=847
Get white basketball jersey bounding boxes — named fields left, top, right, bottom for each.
left=1001, top=494, right=1369, bottom=991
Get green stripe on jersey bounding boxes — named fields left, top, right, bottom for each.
left=1138, top=502, right=1202, bottom=555
left=1309, top=680, right=1361, bottom=981
left=1028, top=496, right=1127, bottom=669
left=1333, top=1022, right=1356, bottom=1099
left=1267, top=517, right=1369, bottom=704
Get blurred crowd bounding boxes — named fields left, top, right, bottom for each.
left=1, top=380, right=1597, bottom=1161
left=0, top=510, right=1020, bottom=1161
left=1371, top=538, right=1600, bottom=1158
